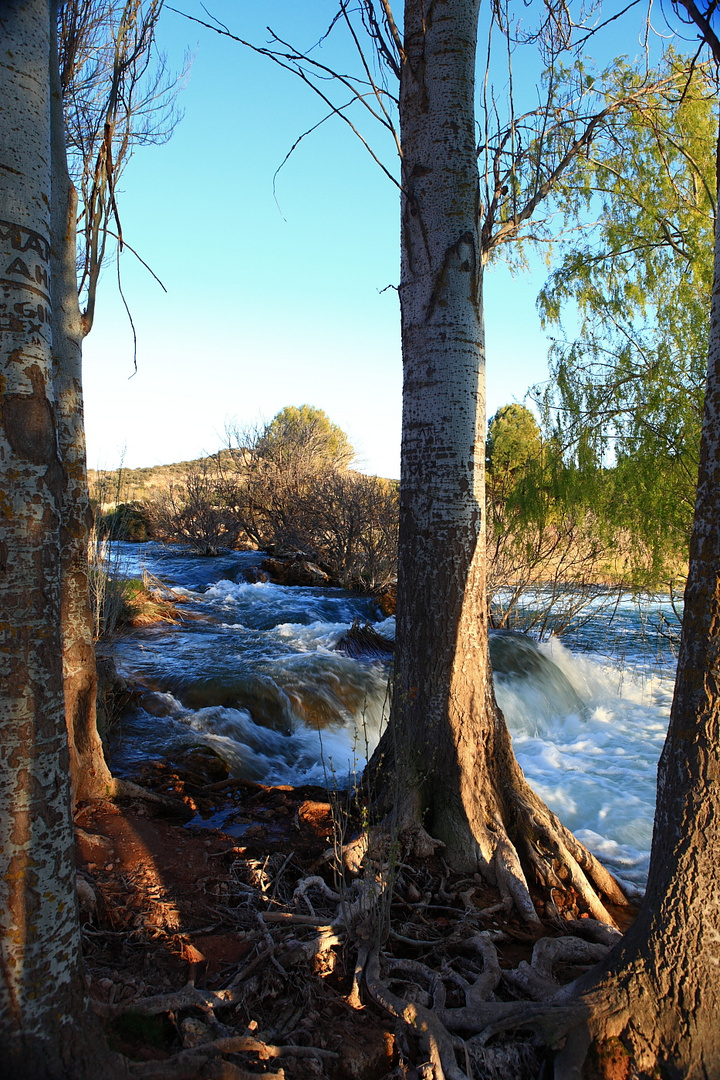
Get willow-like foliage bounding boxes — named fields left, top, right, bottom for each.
left=537, top=53, right=716, bottom=582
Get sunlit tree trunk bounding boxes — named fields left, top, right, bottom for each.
left=391, top=0, right=494, bottom=864
left=0, top=3, right=121, bottom=1074
left=369, top=0, right=628, bottom=927
left=50, top=9, right=113, bottom=802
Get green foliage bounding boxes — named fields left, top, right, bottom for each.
left=535, top=52, right=714, bottom=581
left=257, top=404, right=355, bottom=472
left=484, top=401, right=671, bottom=633
left=486, top=404, right=542, bottom=475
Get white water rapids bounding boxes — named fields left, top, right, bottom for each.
left=108, top=544, right=679, bottom=892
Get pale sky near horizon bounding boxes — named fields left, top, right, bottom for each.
left=80, top=0, right=673, bottom=479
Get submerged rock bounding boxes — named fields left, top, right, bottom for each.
left=241, top=565, right=271, bottom=584
left=166, top=670, right=294, bottom=733
left=489, top=630, right=585, bottom=717
left=489, top=629, right=549, bottom=677
left=261, top=556, right=331, bottom=587
left=175, top=744, right=231, bottom=785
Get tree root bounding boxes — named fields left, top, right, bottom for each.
left=351, top=880, right=616, bottom=1080
left=499, top=783, right=632, bottom=929
left=367, top=693, right=634, bottom=930
left=292, top=874, right=340, bottom=914
left=365, top=945, right=470, bottom=1080
left=492, top=824, right=543, bottom=928
left=83, top=776, right=196, bottom=819
left=93, top=981, right=244, bottom=1019
left=83, top=805, right=641, bottom=1080
left=365, top=766, right=632, bottom=931
left=503, top=936, right=610, bottom=1002
left=127, top=1034, right=338, bottom=1079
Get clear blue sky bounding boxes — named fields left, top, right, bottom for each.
left=80, top=0, right=654, bottom=479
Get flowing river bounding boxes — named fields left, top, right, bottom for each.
left=108, top=542, right=679, bottom=893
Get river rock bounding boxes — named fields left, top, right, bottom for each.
left=241, top=565, right=271, bottom=584
left=374, top=584, right=396, bottom=616
left=261, top=556, right=331, bottom=586
left=167, top=670, right=294, bottom=733
left=138, top=690, right=178, bottom=718
left=175, top=745, right=231, bottom=785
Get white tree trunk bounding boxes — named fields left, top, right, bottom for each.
left=0, top=4, right=120, bottom=1074
left=368, top=0, right=628, bottom=928
left=393, top=0, right=496, bottom=868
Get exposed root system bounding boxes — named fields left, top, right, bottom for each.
left=76, top=766, right=638, bottom=1079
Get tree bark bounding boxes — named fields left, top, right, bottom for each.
left=368, top=0, right=628, bottom=927
left=49, top=1, right=114, bottom=803
left=0, top=3, right=122, bottom=1074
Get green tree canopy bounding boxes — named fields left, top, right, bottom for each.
left=535, top=53, right=714, bottom=575
left=256, top=404, right=355, bottom=472
left=486, top=403, right=542, bottom=474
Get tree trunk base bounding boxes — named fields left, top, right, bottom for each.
left=366, top=718, right=631, bottom=930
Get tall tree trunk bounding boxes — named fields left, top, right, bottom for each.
left=49, top=4, right=114, bottom=803
left=368, top=0, right=628, bottom=927
left=0, top=3, right=121, bottom=1074
left=391, top=0, right=497, bottom=865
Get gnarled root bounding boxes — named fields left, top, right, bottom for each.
left=359, top=929, right=596, bottom=1080
left=346, top=859, right=627, bottom=1080
left=365, top=945, right=470, bottom=1080
left=495, top=764, right=631, bottom=929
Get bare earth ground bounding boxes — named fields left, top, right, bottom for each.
left=75, top=749, right=637, bottom=1080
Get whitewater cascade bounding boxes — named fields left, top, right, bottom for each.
left=109, top=543, right=676, bottom=890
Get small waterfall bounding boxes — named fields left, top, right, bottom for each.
left=490, top=630, right=586, bottom=732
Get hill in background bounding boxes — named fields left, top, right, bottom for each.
left=88, top=451, right=236, bottom=506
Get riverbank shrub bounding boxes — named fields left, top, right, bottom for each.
left=99, top=501, right=154, bottom=541
left=152, top=460, right=244, bottom=555
left=226, top=407, right=399, bottom=590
